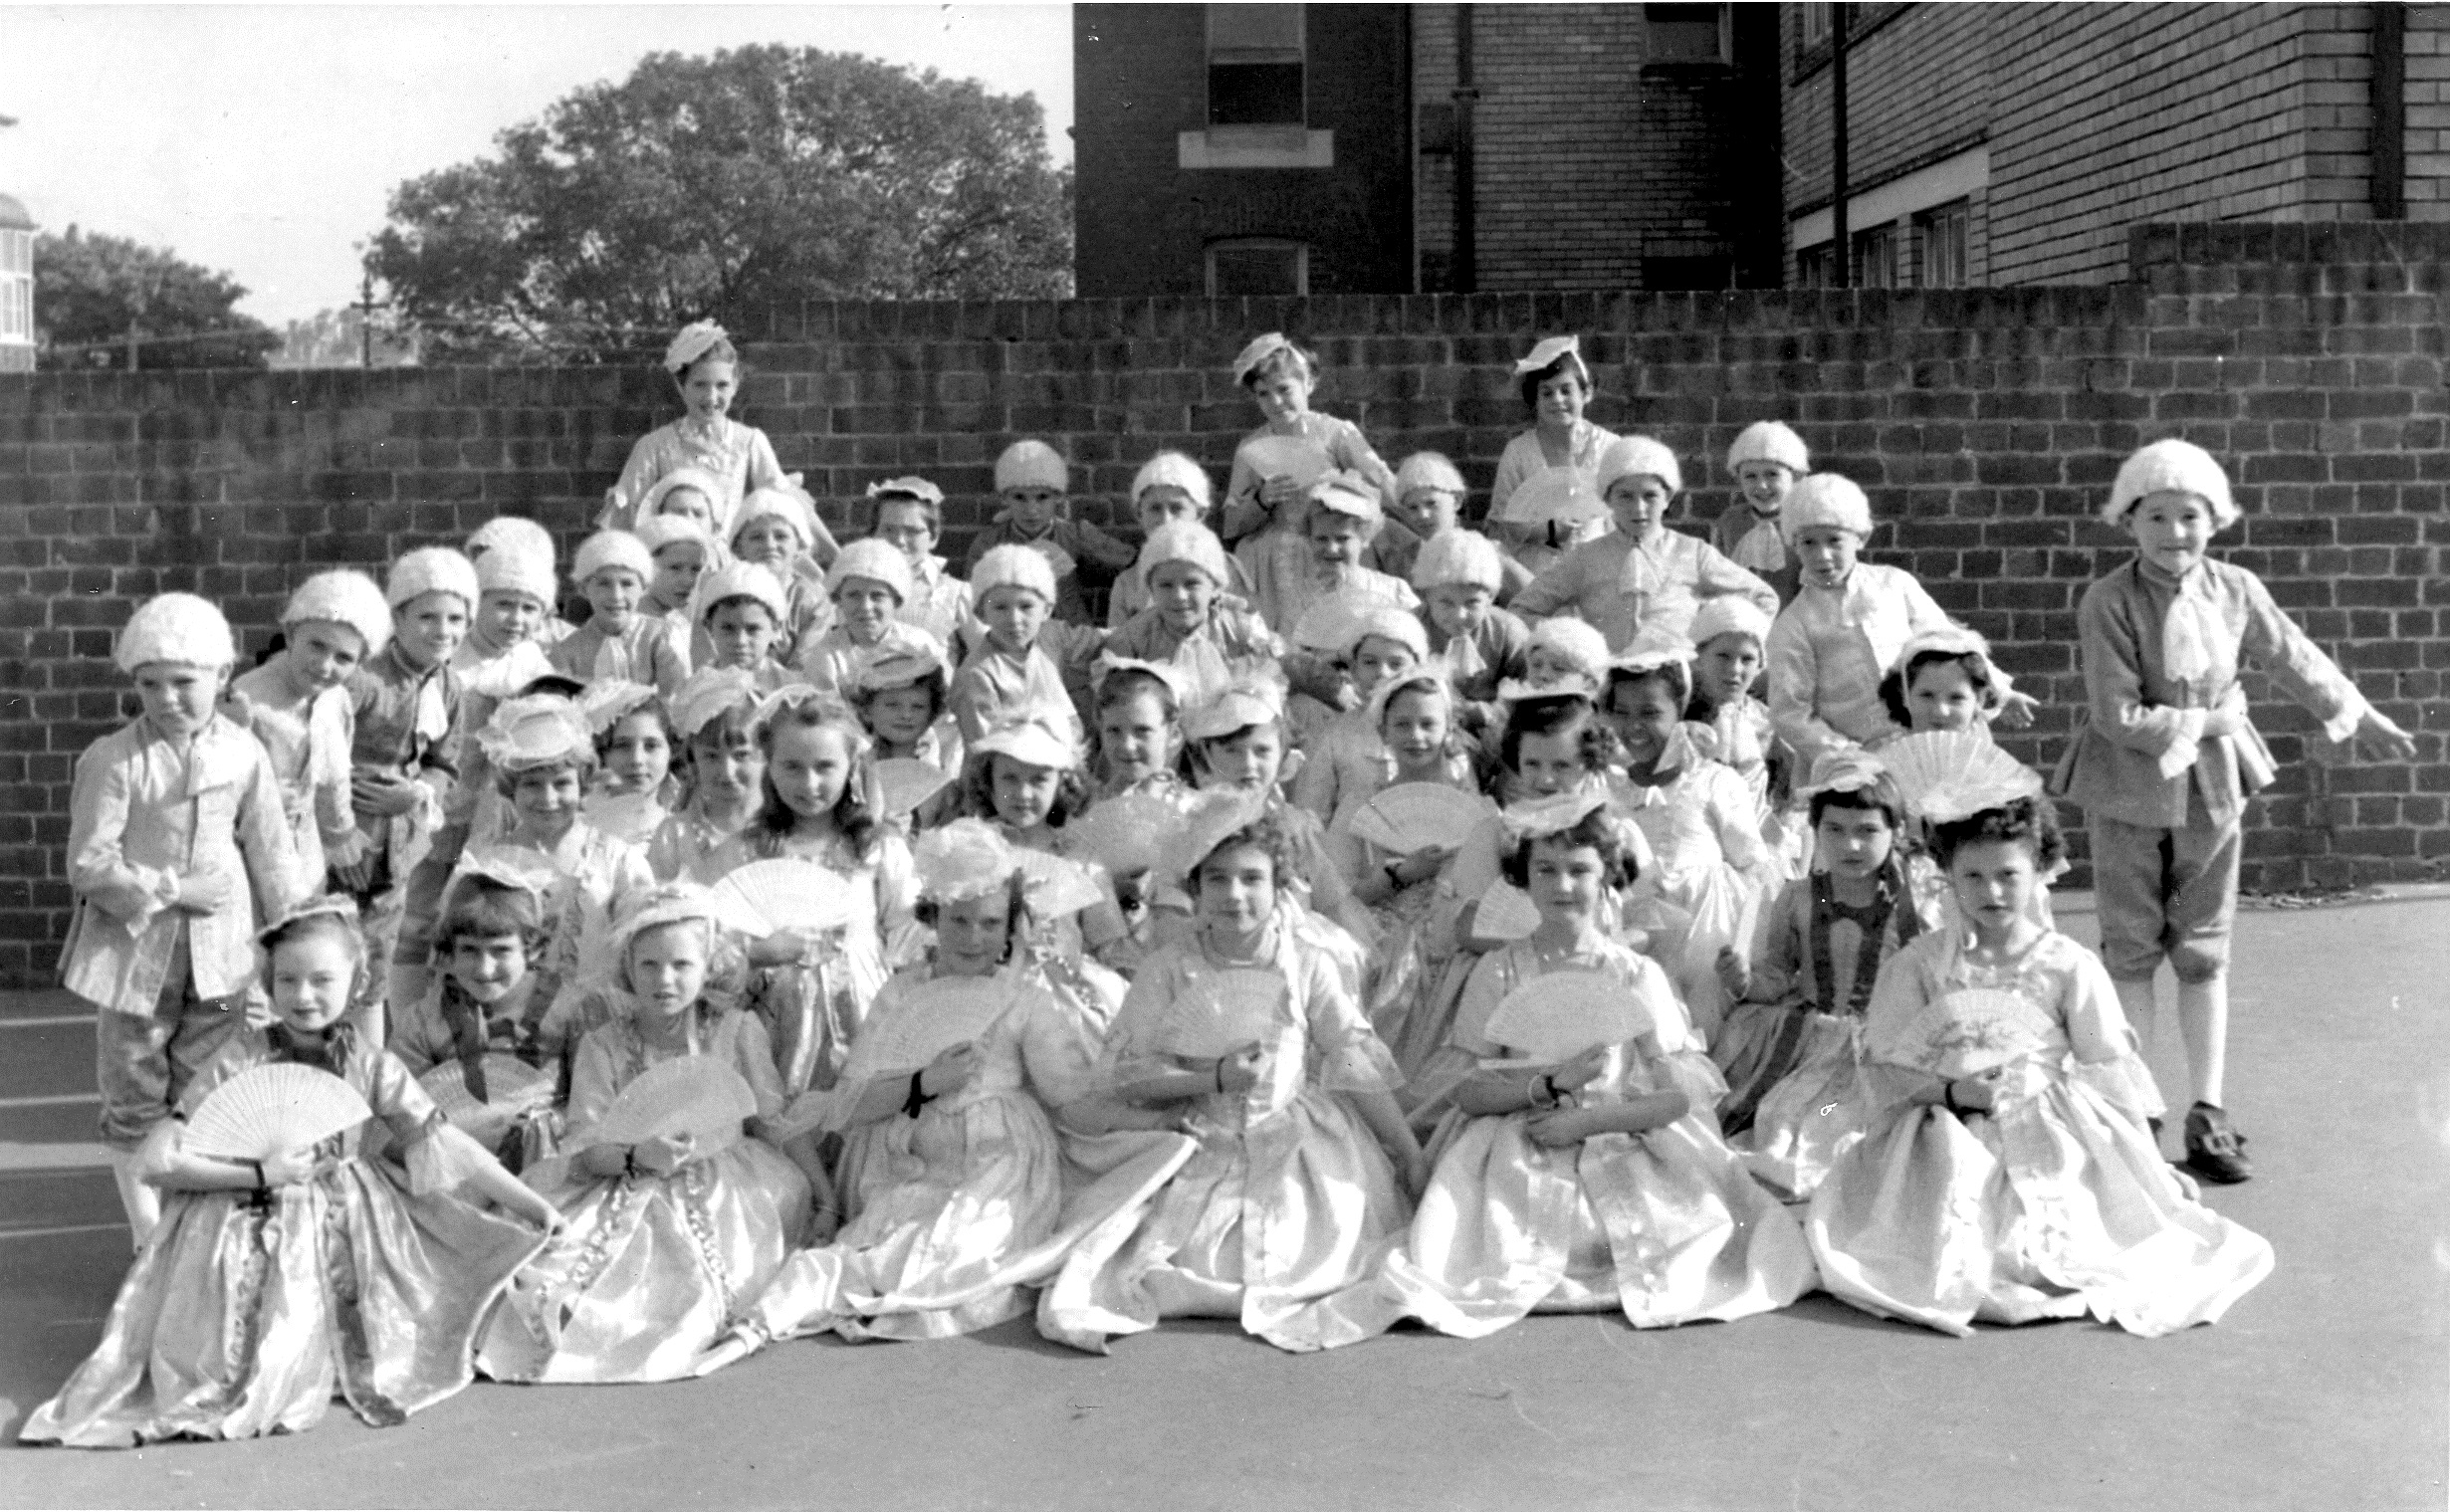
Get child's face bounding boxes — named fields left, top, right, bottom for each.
left=2126, top=491, right=2218, bottom=577
left=735, top=519, right=801, bottom=569
left=133, top=661, right=226, bottom=741
left=707, top=600, right=780, bottom=669
left=1002, top=486, right=1064, bottom=535
left=936, top=890, right=1012, bottom=975
left=1098, top=690, right=1176, bottom=784
left=1512, top=727, right=1585, bottom=798
left=603, top=712, right=673, bottom=793
left=1526, top=838, right=1607, bottom=925
left=1137, top=488, right=1202, bottom=531
left=268, top=930, right=356, bottom=1033
left=1606, top=474, right=1673, bottom=538
left=769, top=722, right=854, bottom=819
left=835, top=578, right=902, bottom=643
left=657, top=488, right=713, bottom=529
left=1814, top=805, right=1895, bottom=884
left=1533, top=373, right=1588, bottom=429
left=649, top=543, right=705, bottom=607
left=873, top=500, right=938, bottom=561
left=1794, top=527, right=1861, bottom=589
left=1349, top=634, right=1419, bottom=700
left=1381, top=688, right=1448, bottom=768
left=1199, top=723, right=1284, bottom=793
left=628, top=922, right=709, bottom=1018
left=285, top=620, right=367, bottom=696
left=509, top=764, right=587, bottom=840
left=1425, top=582, right=1493, bottom=638
left=1307, top=511, right=1370, bottom=571
left=1523, top=644, right=1584, bottom=685
left=584, top=567, right=644, bottom=631
left=447, top=932, right=531, bottom=1006
left=1946, top=837, right=2039, bottom=939
left=1693, top=633, right=1762, bottom=710
left=1248, top=366, right=1314, bottom=427
left=1197, top=840, right=1277, bottom=938
left=990, top=754, right=1064, bottom=830
left=1393, top=487, right=1459, bottom=540
left=688, top=725, right=765, bottom=809
left=1736, top=462, right=1795, bottom=513
left=979, top=585, right=1050, bottom=653
left=1906, top=658, right=1984, bottom=733
left=1606, top=678, right=1682, bottom=764
left=1146, top=561, right=1218, bottom=634
left=396, top=590, right=471, bottom=669
left=479, top=589, right=549, bottom=649
left=677, top=359, right=736, bottom=423
left=862, top=685, right=937, bottom=751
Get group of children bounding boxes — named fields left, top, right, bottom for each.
left=27, top=321, right=2417, bottom=1448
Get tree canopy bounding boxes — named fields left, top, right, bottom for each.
left=34, top=227, right=281, bottom=369
left=365, top=46, right=1074, bottom=362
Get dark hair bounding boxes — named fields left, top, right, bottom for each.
left=1181, top=712, right=1285, bottom=786
left=1929, top=795, right=2066, bottom=871
left=1241, top=340, right=1318, bottom=391
left=1515, top=352, right=1592, bottom=411
left=675, top=338, right=741, bottom=379
left=516, top=673, right=589, bottom=701
left=494, top=750, right=597, bottom=796
left=1808, top=774, right=1907, bottom=831
left=258, top=908, right=366, bottom=986
left=1879, top=650, right=2004, bottom=729
left=853, top=668, right=950, bottom=726
left=1500, top=807, right=1641, bottom=891
left=912, top=872, right=1031, bottom=963
left=867, top=492, right=942, bottom=536
left=1498, top=695, right=1618, bottom=777
left=437, top=876, right=549, bottom=956
left=1097, top=666, right=1183, bottom=725
left=752, top=701, right=882, bottom=857
left=705, top=594, right=782, bottom=631
left=1605, top=661, right=1692, bottom=715
left=962, top=749, right=1091, bottom=829
left=1180, top=809, right=1309, bottom=895
left=593, top=696, right=677, bottom=763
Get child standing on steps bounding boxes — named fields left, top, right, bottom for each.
left=2052, top=439, right=2415, bottom=1185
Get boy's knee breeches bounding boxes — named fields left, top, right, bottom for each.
left=2089, top=812, right=2242, bottom=985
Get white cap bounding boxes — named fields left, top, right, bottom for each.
left=866, top=475, right=945, bottom=507
left=1781, top=474, right=1874, bottom=540
left=995, top=439, right=1068, bottom=494
left=573, top=530, right=656, bottom=585
left=636, top=515, right=712, bottom=558
left=1686, top=596, right=1774, bottom=651
left=1305, top=470, right=1384, bottom=532
left=1342, top=604, right=1430, bottom=662
left=1409, top=529, right=1505, bottom=592
left=663, top=321, right=730, bottom=376
left=911, top=818, right=1021, bottom=903
left=1606, top=625, right=1695, bottom=676
left=1726, top=420, right=1809, bottom=477
left=731, top=487, right=818, bottom=550
left=972, top=543, right=1059, bottom=603
left=1597, top=435, right=1683, bottom=497
left=1131, top=451, right=1213, bottom=512
left=697, top=560, right=790, bottom=626
left=1512, top=334, right=1590, bottom=387
left=282, top=570, right=393, bottom=655
left=1528, top=617, right=1610, bottom=679
left=474, top=694, right=594, bottom=772
left=1230, top=331, right=1299, bottom=385
left=642, top=467, right=727, bottom=517
left=1137, top=521, right=1231, bottom=586
left=116, top=592, right=237, bottom=672
left=1184, top=669, right=1287, bottom=743
left=477, top=542, right=557, bottom=606
left=971, top=711, right=1078, bottom=771
left=825, top=539, right=915, bottom=604
left=2106, top=438, right=2239, bottom=528
left=466, top=515, right=556, bottom=565
left=386, top=546, right=480, bottom=610
left=1395, top=452, right=1467, bottom=499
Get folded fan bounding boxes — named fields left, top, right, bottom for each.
left=184, top=1063, right=374, bottom=1161
left=1472, top=882, right=1543, bottom=943
left=587, top=1058, right=758, bottom=1156
left=1479, top=972, right=1654, bottom=1063
left=1149, top=969, right=1285, bottom=1060
left=1868, top=986, right=2053, bottom=1079
left=707, top=859, right=861, bottom=939
left=1236, top=435, right=1335, bottom=492
left=1501, top=471, right=1607, bottom=529
left=849, top=975, right=1015, bottom=1078
left=876, top=758, right=954, bottom=818
left=1349, top=783, right=1488, bottom=857
left=419, top=1056, right=557, bottom=1147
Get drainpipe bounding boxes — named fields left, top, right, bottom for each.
left=1454, top=3, right=1478, bottom=292
left=1831, top=3, right=1850, bottom=286
left=2373, top=2, right=2406, bottom=221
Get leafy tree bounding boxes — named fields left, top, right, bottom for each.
left=34, top=226, right=281, bottom=369
left=366, top=46, right=1074, bottom=362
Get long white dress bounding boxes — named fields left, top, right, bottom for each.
left=1612, top=754, right=1779, bottom=1038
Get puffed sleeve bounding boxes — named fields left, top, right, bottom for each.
left=1296, top=947, right=1402, bottom=1093
left=2056, top=943, right=2165, bottom=1125
left=67, top=743, right=179, bottom=928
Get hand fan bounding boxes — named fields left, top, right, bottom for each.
left=1472, top=882, right=1543, bottom=943
left=1016, top=849, right=1107, bottom=919
left=1879, top=731, right=2043, bottom=824
left=419, top=1055, right=557, bottom=1146
left=1502, top=470, right=1607, bottom=529
left=1064, top=789, right=1185, bottom=878
left=1149, top=968, right=1285, bottom=1060
left=184, top=1063, right=373, bottom=1161
left=1868, top=986, right=2053, bottom=1079
left=876, top=758, right=954, bottom=818
left=584, top=789, right=661, bottom=844
left=1287, top=590, right=1385, bottom=654
left=1478, top=971, right=1654, bottom=1063
left=707, top=858, right=861, bottom=939
left=588, top=1057, right=758, bottom=1155
left=1237, top=435, right=1335, bottom=492
left=850, top=975, right=1014, bottom=1078
left=1350, top=783, right=1487, bottom=857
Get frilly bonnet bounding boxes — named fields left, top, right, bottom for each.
left=1607, top=626, right=1696, bottom=677
left=608, top=883, right=722, bottom=991
left=1091, top=654, right=1194, bottom=706
left=848, top=641, right=951, bottom=695
left=281, top=570, right=392, bottom=656
left=1527, top=617, right=1610, bottom=679
left=732, top=487, right=819, bottom=551
left=668, top=666, right=762, bottom=739
left=866, top=475, right=945, bottom=507
left=1230, top=331, right=1302, bottom=385
left=1305, top=471, right=1384, bottom=533
left=971, top=711, right=1078, bottom=771
left=1364, top=664, right=1454, bottom=729
left=662, top=321, right=732, bottom=376
left=476, top=694, right=595, bottom=772
left=1512, top=333, right=1590, bottom=384
left=1156, top=786, right=1274, bottom=886
left=912, top=818, right=1022, bottom=903
left=578, top=680, right=658, bottom=736
left=642, top=467, right=728, bottom=518
left=1184, top=668, right=1287, bottom=743
left=254, top=893, right=362, bottom=952
left=117, top=593, right=237, bottom=673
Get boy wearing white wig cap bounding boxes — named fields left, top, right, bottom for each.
left=1411, top=529, right=1533, bottom=732
left=549, top=531, right=689, bottom=697
left=1712, top=420, right=1810, bottom=604
left=952, top=544, right=1104, bottom=749
left=1106, top=453, right=1258, bottom=627
left=965, top=440, right=1137, bottom=626
left=466, top=516, right=576, bottom=649
left=2053, top=439, right=2414, bottom=1185
left=67, top=593, right=303, bottom=1245
left=228, top=569, right=391, bottom=888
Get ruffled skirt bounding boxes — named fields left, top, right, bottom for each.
left=1713, top=1004, right=1872, bottom=1200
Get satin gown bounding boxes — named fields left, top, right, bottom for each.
left=22, top=1031, right=545, bottom=1447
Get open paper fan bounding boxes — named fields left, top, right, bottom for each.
left=1064, top=789, right=1184, bottom=878
left=1287, top=589, right=1391, bottom=654
left=707, top=859, right=861, bottom=939
left=876, top=758, right=954, bottom=818
left=1870, top=986, right=2053, bottom=1080
left=1473, top=882, right=1543, bottom=943
left=1016, top=850, right=1106, bottom=919
left=1879, top=731, right=2044, bottom=824
left=184, top=1064, right=373, bottom=1161
left=1350, top=783, right=1489, bottom=857
left=588, top=1058, right=757, bottom=1155
left=1150, top=969, right=1285, bottom=1060
left=419, top=1056, right=557, bottom=1146
left=1501, top=470, right=1607, bottom=529
left=852, top=975, right=1015, bottom=1078
left=1480, top=972, right=1654, bottom=1063
left=1236, top=435, right=1335, bottom=491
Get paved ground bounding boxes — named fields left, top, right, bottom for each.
left=3, top=895, right=2445, bottom=1512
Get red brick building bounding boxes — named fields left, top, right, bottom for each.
left=1785, top=2, right=2450, bottom=288
left=1071, top=4, right=1785, bottom=297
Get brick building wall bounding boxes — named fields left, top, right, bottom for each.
left=2, top=223, right=2445, bottom=983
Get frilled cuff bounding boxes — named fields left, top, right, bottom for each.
left=409, top=779, right=447, bottom=838
left=404, top=1120, right=501, bottom=1195
left=2319, top=689, right=2370, bottom=746
left=2066, top=1051, right=2166, bottom=1126
left=1313, top=1031, right=1404, bottom=1095
left=92, top=866, right=182, bottom=936
left=2154, top=709, right=2209, bottom=780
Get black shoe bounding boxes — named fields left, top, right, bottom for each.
left=2183, top=1102, right=2253, bottom=1185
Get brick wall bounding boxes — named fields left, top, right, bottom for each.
left=2, top=221, right=2444, bottom=983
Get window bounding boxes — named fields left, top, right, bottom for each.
left=1917, top=199, right=1970, bottom=287
left=1853, top=224, right=1898, bottom=289
left=1801, top=2, right=1831, bottom=45
left=2, top=276, right=26, bottom=339
left=1208, top=5, right=1305, bottom=127
left=1796, top=242, right=1836, bottom=289
left=1207, top=239, right=1307, bottom=297
left=1646, top=4, right=1730, bottom=65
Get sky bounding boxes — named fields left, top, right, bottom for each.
left=0, top=2, right=1074, bottom=324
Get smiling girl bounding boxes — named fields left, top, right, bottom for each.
left=600, top=322, right=833, bottom=549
